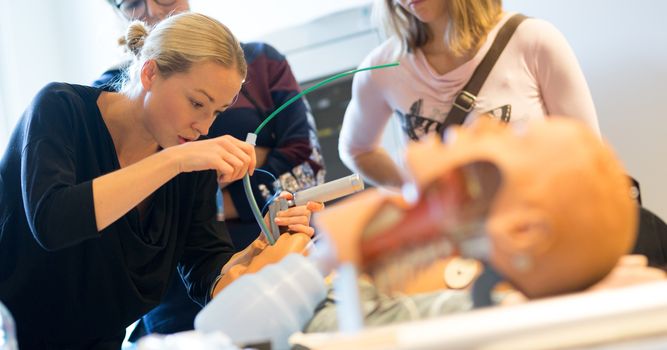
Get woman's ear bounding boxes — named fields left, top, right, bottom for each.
left=140, top=60, right=158, bottom=90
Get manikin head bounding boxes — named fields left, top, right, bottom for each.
left=315, top=118, right=637, bottom=299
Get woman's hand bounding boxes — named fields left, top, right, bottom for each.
left=264, top=192, right=325, bottom=237
left=168, top=135, right=256, bottom=183
left=213, top=194, right=325, bottom=296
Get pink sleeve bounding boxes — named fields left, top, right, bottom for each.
left=338, top=61, right=393, bottom=170
left=531, top=20, right=601, bottom=137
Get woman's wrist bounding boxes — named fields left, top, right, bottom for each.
left=159, top=146, right=185, bottom=177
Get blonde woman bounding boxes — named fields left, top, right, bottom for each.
left=98, top=2, right=325, bottom=255
left=339, top=0, right=600, bottom=188
left=0, top=13, right=319, bottom=349
left=98, top=0, right=326, bottom=338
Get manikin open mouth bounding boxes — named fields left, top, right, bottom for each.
left=359, top=162, right=501, bottom=295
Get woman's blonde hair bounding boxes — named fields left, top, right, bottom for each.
left=374, top=0, right=502, bottom=57
left=118, top=12, right=247, bottom=94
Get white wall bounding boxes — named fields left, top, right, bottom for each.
left=0, top=0, right=124, bottom=149
left=190, top=0, right=373, bottom=41
left=503, top=0, right=667, bottom=219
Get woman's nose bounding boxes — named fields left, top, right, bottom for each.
left=193, top=116, right=217, bottom=137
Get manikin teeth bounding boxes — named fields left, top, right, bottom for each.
left=368, top=236, right=459, bottom=295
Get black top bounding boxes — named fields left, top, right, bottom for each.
left=0, top=83, right=235, bottom=346
left=633, top=206, right=667, bottom=268
left=93, top=42, right=327, bottom=251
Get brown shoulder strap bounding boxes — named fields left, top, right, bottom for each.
left=438, top=14, right=527, bottom=135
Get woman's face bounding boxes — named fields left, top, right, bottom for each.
left=140, top=60, right=243, bottom=148
left=144, top=0, right=189, bottom=26
left=118, top=0, right=190, bottom=26
left=396, top=0, right=447, bottom=24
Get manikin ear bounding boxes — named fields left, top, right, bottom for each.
left=487, top=206, right=555, bottom=262
left=140, top=60, right=159, bottom=90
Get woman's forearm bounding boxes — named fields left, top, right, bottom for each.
left=92, top=149, right=180, bottom=231
left=350, top=149, right=405, bottom=189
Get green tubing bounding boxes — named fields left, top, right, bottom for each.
left=254, top=62, right=399, bottom=135
left=245, top=62, right=399, bottom=245
left=244, top=173, right=275, bottom=245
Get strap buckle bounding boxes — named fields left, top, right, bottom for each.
left=453, top=90, right=477, bottom=113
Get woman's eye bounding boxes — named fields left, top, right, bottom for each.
left=121, top=0, right=143, bottom=11
left=190, top=99, right=204, bottom=109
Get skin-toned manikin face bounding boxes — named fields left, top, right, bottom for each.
left=139, top=60, right=243, bottom=149
left=314, top=118, right=637, bottom=299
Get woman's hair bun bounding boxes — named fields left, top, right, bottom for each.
left=118, top=21, right=150, bottom=56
